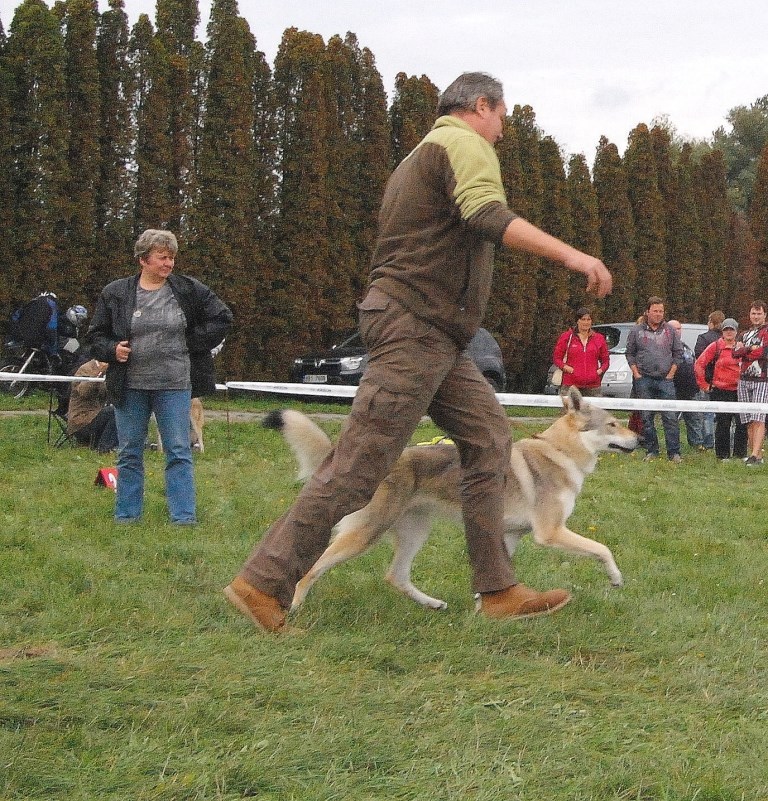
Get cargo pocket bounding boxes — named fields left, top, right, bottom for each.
left=320, top=380, right=424, bottom=489
left=358, top=287, right=392, bottom=348
left=351, top=380, right=423, bottom=433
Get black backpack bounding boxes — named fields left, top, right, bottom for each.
left=8, top=296, right=58, bottom=351
left=704, top=342, right=722, bottom=386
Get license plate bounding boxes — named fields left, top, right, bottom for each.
left=303, top=375, right=328, bottom=383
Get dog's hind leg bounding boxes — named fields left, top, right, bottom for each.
left=190, top=398, right=204, bottom=452
left=290, top=507, right=386, bottom=611
left=503, top=528, right=526, bottom=560
left=386, top=509, right=447, bottom=610
left=533, top=522, right=623, bottom=587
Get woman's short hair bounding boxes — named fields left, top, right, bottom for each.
left=575, top=306, right=592, bottom=322
left=134, top=229, right=178, bottom=260
left=437, top=72, right=504, bottom=116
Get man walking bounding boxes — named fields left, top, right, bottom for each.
left=225, top=72, right=612, bottom=633
left=627, top=297, right=683, bottom=462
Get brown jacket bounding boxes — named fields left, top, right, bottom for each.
left=67, top=359, right=108, bottom=433
left=369, top=116, right=516, bottom=347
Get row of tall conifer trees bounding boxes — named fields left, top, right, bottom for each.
left=2, top=0, right=768, bottom=390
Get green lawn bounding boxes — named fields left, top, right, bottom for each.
left=0, top=407, right=765, bottom=800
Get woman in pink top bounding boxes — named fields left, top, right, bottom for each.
left=552, top=307, right=610, bottom=397
left=694, top=318, right=746, bottom=460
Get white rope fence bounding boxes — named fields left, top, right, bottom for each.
left=0, top=372, right=226, bottom=391
left=5, top=372, right=768, bottom=415
left=209, top=380, right=768, bottom=415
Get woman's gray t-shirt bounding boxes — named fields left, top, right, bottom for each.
left=126, top=283, right=191, bottom=390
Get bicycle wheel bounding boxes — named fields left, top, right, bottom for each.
left=0, top=364, right=31, bottom=399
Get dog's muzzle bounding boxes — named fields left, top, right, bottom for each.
left=608, top=437, right=637, bottom=453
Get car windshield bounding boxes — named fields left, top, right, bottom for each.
left=593, top=325, right=628, bottom=354
left=332, top=333, right=361, bottom=350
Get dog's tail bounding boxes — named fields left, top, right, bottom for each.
left=262, top=409, right=333, bottom=481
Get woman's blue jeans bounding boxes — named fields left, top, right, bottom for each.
left=114, top=389, right=196, bottom=523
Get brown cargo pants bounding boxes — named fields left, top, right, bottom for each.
left=239, top=287, right=515, bottom=609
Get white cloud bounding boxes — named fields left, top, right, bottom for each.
left=1, top=0, right=766, bottom=159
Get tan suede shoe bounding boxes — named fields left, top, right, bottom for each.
left=224, top=576, right=287, bottom=632
left=478, top=583, right=572, bottom=620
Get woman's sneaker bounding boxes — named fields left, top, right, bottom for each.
left=745, top=455, right=764, bottom=467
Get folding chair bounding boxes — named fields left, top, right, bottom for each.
left=47, top=389, right=76, bottom=447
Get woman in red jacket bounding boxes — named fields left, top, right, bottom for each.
left=694, top=318, right=747, bottom=461
left=552, top=307, right=610, bottom=397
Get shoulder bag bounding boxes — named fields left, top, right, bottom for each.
left=551, top=332, right=574, bottom=387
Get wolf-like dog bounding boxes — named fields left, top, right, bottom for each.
left=265, top=387, right=636, bottom=611
left=153, top=397, right=205, bottom=453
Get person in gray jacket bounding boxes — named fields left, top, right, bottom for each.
left=626, top=296, right=684, bottom=462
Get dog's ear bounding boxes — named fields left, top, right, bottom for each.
left=562, top=385, right=583, bottom=413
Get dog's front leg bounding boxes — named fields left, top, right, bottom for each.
left=534, top=524, right=623, bottom=587
left=291, top=509, right=382, bottom=611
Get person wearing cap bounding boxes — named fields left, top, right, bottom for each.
left=695, top=318, right=747, bottom=461
left=552, top=307, right=609, bottom=397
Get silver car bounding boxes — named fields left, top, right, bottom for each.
left=545, top=322, right=708, bottom=397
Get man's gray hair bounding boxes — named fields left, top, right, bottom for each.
left=437, top=72, right=504, bottom=116
left=134, top=229, right=178, bottom=259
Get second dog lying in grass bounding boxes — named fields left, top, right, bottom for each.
left=264, top=387, right=637, bottom=612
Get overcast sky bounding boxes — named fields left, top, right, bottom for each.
left=1, top=0, right=766, bottom=159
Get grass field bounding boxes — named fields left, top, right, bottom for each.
left=1, top=402, right=766, bottom=800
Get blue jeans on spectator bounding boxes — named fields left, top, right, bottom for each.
left=681, top=408, right=705, bottom=447
left=695, top=389, right=715, bottom=449
left=635, top=376, right=680, bottom=457
left=114, top=389, right=196, bottom=523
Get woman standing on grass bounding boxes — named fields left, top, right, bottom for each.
left=88, top=229, right=232, bottom=524
left=694, top=318, right=747, bottom=461
left=552, top=307, right=609, bottom=397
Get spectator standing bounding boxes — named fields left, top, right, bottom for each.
left=89, top=229, right=233, bottom=523
left=668, top=319, right=705, bottom=449
left=693, top=311, right=724, bottom=450
left=626, top=297, right=683, bottom=463
left=732, top=301, right=768, bottom=466
left=552, top=307, right=609, bottom=397
left=694, top=318, right=747, bottom=461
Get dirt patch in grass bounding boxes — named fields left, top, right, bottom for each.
left=0, top=644, right=58, bottom=662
